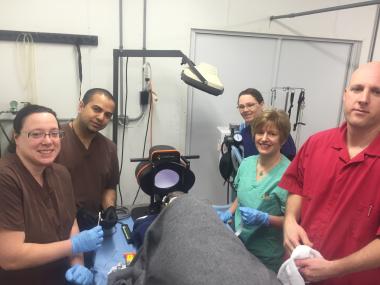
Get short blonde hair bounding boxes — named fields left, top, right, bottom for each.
left=251, top=108, right=291, bottom=144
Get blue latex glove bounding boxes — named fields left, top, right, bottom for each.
left=65, top=264, right=93, bottom=285
left=239, top=207, right=269, bottom=226
left=71, top=225, right=103, bottom=255
left=218, top=210, right=232, bottom=223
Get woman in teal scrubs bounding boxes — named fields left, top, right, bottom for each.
left=220, top=109, right=291, bottom=272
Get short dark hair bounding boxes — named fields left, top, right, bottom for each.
left=251, top=108, right=290, bottom=144
left=8, top=104, right=58, bottom=153
left=238, top=88, right=264, bottom=105
left=13, top=104, right=58, bottom=135
left=82, top=88, right=115, bottom=105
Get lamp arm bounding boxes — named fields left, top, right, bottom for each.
left=131, top=155, right=199, bottom=163
left=181, top=54, right=207, bottom=84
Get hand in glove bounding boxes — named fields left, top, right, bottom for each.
left=71, top=225, right=103, bottom=255
left=100, top=206, right=118, bottom=229
left=239, top=207, right=269, bottom=226
left=65, top=264, right=93, bottom=285
left=218, top=210, right=233, bottom=223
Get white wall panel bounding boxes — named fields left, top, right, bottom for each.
left=187, top=30, right=359, bottom=204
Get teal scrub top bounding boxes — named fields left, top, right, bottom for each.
left=234, top=154, right=290, bottom=272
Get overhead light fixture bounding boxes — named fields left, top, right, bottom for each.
left=181, top=62, right=224, bottom=96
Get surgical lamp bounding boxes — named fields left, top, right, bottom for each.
left=112, top=49, right=224, bottom=144
left=130, top=145, right=199, bottom=220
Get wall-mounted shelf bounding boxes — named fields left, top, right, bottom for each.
left=0, top=30, right=98, bottom=46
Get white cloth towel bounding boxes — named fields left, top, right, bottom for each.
left=277, top=245, right=323, bottom=285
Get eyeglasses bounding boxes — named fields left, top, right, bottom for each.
left=23, top=129, right=64, bottom=140
left=237, top=103, right=258, bottom=111
left=237, top=103, right=258, bottom=110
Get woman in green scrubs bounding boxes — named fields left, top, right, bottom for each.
left=221, top=109, right=291, bottom=272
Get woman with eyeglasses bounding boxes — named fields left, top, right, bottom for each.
left=237, top=88, right=296, bottom=160
left=219, top=109, right=290, bottom=273
left=0, top=104, right=103, bottom=285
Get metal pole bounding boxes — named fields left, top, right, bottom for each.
left=143, top=0, right=147, bottom=51
left=368, top=4, right=380, bottom=61
left=270, top=0, right=380, bottom=21
left=118, top=0, right=124, bottom=115
left=113, top=50, right=119, bottom=144
left=142, top=0, right=147, bottom=89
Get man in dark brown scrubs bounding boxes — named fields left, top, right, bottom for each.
left=0, top=104, right=103, bottom=285
left=56, top=88, right=119, bottom=266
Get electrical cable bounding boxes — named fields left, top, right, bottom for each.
left=16, top=33, right=37, bottom=104
left=116, top=206, right=130, bottom=220
left=116, top=62, right=152, bottom=126
left=143, top=62, right=152, bottom=90
left=130, top=62, right=154, bottom=206
left=0, top=112, right=13, bottom=158
left=146, top=91, right=153, bottom=156
left=149, top=85, right=153, bottom=148
left=0, top=122, right=11, bottom=145
left=118, top=60, right=154, bottom=206
left=117, top=57, right=130, bottom=207
left=114, top=57, right=132, bottom=217
left=132, top=88, right=153, bottom=206
left=131, top=187, right=141, bottom=206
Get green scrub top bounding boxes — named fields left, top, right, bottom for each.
left=234, top=154, right=290, bottom=272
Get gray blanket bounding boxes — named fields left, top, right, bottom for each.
left=108, top=195, right=281, bottom=285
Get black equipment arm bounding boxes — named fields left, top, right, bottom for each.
left=130, top=155, right=199, bottom=163
left=113, top=49, right=208, bottom=144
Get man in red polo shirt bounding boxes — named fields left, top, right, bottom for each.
left=279, top=61, right=380, bottom=284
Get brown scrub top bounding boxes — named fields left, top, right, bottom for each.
left=56, top=123, right=119, bottom=214
left=0, top=154, right=76, bottom=285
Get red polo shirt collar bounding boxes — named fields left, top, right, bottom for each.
left=331, top=122, right=380, bottom=163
